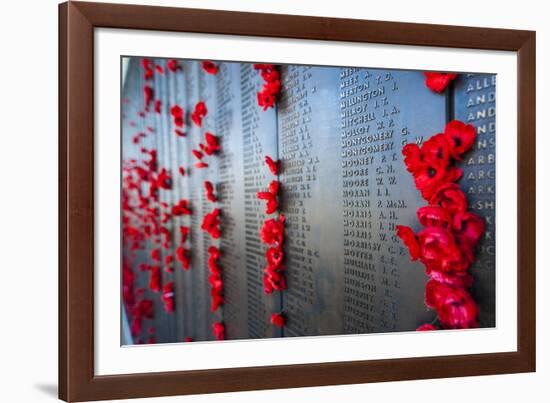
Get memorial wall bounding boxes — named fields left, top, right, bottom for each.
left=121, top=57, right=496, bottom=344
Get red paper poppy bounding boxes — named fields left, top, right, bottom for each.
left=192, top=149, right=203, bottom=160
left=154, top=64, right=164, bottom=75
left=176, top=246, right=191, bottom=270
left=427, top=281, right=478, bottom=329
left=143, top=85, right=153, bottom=112
left=170, top=104, right=184, bottom=128
left=213, top=322, right=225, bottom=340
left=156, top=168, right=172, bottom=190
left=184, top=336, right=193, bottom=342
left=172, top=199, right=191, bottom=216
left=178, top=166, right=186, bottom=176
left=420, top=133, right=450, bottom=168
left=430, top=183, right=468, bottom=215
left=150, top=248, right=161, bottom=262
left=266, top=247, right=284, bottom=269
left=201, top=208, right=221, bottom=239
left=444, top=120, right=476, bottom=160
left=396, top=225, right=420, bottom=260
left=201, top=60, right=218, bottom=75
left=265, top=155, right=280, bottom=175
left=154, top=99, right=162, bottom=114
left=191, top=101, right=207, bottom=127
left=260, top=214, right=285, bottom=246
left=179, top=226, right=189, bottom=243
left=423, top=72, right=457, bottom=93
left=149, top=265, right=161, bottom=292
left=204, top=132, right=221, bottom=155
left=161, top=281, right=175, bottom=313
left=167, top=59, right=181, bottom=72
left=195, top=162, right=209, bottom=169
left=257, top=88, right=275, bottom=111
left=270, top=313, right=286, bottom=328
left=452, top=211, right=485, bottom=247
left=174, top=129, right=186, bottom=137
left=204, top=181, right=217, bottom=202
left=416, top=206, right=451, bottom=229
left=417, top=227, right=469, bottom=273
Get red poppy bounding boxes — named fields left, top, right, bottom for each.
left=192, top=149, right=203, bottom=160
left=204, top=181, right=217, bottom=202
left=142, top=58, right=154, bottom=80
left=155, top=64, right=164, bottom=74
left=208, top=245, right=221, bottom=261
left=174, top=129, right=186, bottom=137
left=201, top=60, right=218, bottom=75
left=417, top=227, right=469, bottom=273
left=179, top=226, right=189, bottom=243
left=203, top=132, right=221, bottom=155
left=420, top=133, right=450, bottom=168
left=423, top=72, right=457, bottom=93
left=444, top=120, right=476, bottom=160
left=452, top=211, right=485, bottom=247
left=172, top=199, right=191, bottom=216
left=257, top=88, right=276, bottom=111
left=149, top=265, right=161, bottom=292
left=257, top=180, right=280, bottom=214
left=260, top=214, right=285, bottom=246
left=154, top=99, right=162, bottom=114
left=191, top=101, right=207, bottom=127
left=170, top=104, right=184, bottom=128
left=416, top=323, right=437, bottom=331
left=211, top=293, right=224, bottom=312
left=402, top=143, right=422, bottom=174
left=150, top=248, right=161, bottom=262
left=195, top=161, right=209, bottom=169
left=396, top=225, right=420, bottom=260
left=161, top=281, right=175, bottom=313
left=176, top=246, right=191, bottom=270
left=266, top=247, right=283, bottom=269
left=430, top=183, right=468, bottom=215
left=416, top=206, right=451, bottom=228
left=265, top=155, right=280, bottom=175
left=184, top=336, right=193, bottom=342
left=270, top=313, right=286, bottom=328
left=167, top=59, right=181, bottom=72
left=201, top=208, right=221, bottom=239
left=178, top=166, right=186, bottom=176
left=426, top=281, right=478, bottom=329
left=155, top=168, right=172, bottom=190
left=213, top=322, right=225, bottom=340
left=143, top=85, right=153, bottom=112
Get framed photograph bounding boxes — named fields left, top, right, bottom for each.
left=59, top=1, right=536, bottom=401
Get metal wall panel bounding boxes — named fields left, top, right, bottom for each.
left=453, top=73, right=497, bottom=328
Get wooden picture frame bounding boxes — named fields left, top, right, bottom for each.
left=59, top=1, right=536, bottom=401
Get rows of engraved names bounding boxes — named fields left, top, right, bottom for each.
left=241, top=64, right=270, bottom=338
left=278, top=65, right=319, bottom=336
left=340, top=68, right=405, bottom=333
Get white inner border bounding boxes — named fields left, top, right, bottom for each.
left=95, top=28, right=518, bottom=376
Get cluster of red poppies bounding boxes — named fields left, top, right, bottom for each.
left=123, top=58, right=195, bottom=342
left=255, top=156, right=287, bottom=328
left=396, top=120, right=485, bottom=330
left=208, top=246, right=224, bottom=312
left=170, top=104, right=185, bottom=133
left=192, top=132, right=221, bottom=169
left=253, top=64, right=281, bottom=111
